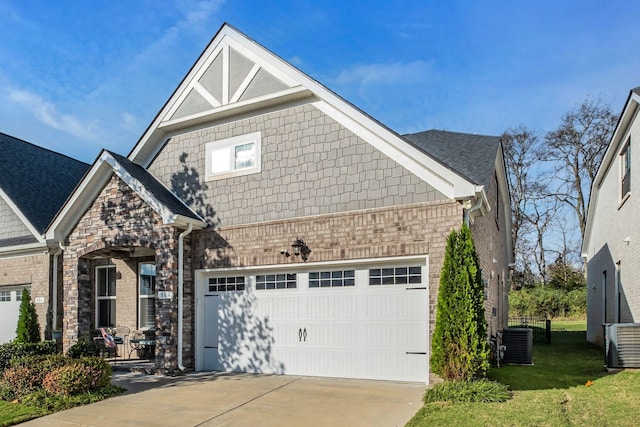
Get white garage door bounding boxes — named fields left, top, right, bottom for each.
left=197, top=259, right=428, bottom=382
left=0, top=286, right=29, bottom=344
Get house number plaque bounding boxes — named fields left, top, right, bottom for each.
left=157, top=291, right=173, bottom=300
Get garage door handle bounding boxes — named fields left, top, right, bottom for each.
left=303, top=328, right=307, bottom=342
left=299, top=328, right=303, bottom=342
left=406, top=352, right=427, bottom=355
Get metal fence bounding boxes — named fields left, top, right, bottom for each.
left=508, top=317, right=551, bottom=344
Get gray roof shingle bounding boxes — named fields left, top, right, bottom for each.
left=0, top=133, right=89, bottom=234
left=402, top=130, right=501, bottom=188
left=106, top=151, right=203, bottom=222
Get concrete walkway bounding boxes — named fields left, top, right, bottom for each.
left=20, top=371, right=425, bottom=426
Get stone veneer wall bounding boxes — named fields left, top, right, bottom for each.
left=62, top=174, right=189, bottom=372
left=193, top=200, right=464, bottom=348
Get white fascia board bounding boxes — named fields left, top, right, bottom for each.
left=582, top=92, right=640, bottom=256
left=46, top=158, right=113, bottom=242
left=0, top=242, right=48, bottom=259
left=0, top=188, right=45, bottom=243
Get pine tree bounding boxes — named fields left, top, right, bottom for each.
left=430, top=224, right=489, bottom=380
left=15, top=288, right=41, bottom=343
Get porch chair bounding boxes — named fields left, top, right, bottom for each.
left=113, top=326, right=130, bottom=360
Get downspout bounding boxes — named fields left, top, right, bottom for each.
left=177, top=223, right=193, bottom=371
left=51, top=242, right=64, bottom=333
left=464, top=196, right=483, bottom=226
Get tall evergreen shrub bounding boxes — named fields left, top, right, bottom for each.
left=15, top=288, right=41, bottom=343
left=430, top=224, right=489, bottom=380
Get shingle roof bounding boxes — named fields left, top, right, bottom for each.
left=0, top=133, right=89, bottom=234
left=106, top=151, right=203, bottom=222
left=632, top=86, right=640, bottom=96
left=402, top=130, right=501, bottom=188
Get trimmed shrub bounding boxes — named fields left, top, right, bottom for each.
left=67, top=340, right=101, bottom=359
left=42, top=357, right=111, bottom=396
left=43, top=365, right=94, bottom=396
left=0, top=340, right=57, bottom=372
left=77, top=357, right=111, bottom=389
left=0, top=355, right=71, bottom=399
left=15, top=289, right=40, bottom=343
left=1, top=366, right=38, bottom=398
left=424, top=379, right=512, bottom=403
left=430, top=224, right=489, bottom=380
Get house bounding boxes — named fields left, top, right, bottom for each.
left=46, top=23, right=512, bottom=382
left=582, top=86, right=640, bottom=346
left=0, top=133, right=89, bottom=343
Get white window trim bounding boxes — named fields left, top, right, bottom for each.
left=205, top=131, right=261, bottom=181
left=138, top=262, right=156, bottom=329
left=95, top=265, right=116, bottom=328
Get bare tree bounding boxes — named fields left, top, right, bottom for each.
left=502, top=126, right=556, bottom=282
left=543, top=98, right=617, bottom=241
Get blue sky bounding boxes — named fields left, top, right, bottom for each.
left=0, top=0, right=638, bottom=163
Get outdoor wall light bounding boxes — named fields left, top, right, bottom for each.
left=291, top=238, right=311, bottom=262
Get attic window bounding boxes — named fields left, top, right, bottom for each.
left=205, top=131, right=261, bottom=180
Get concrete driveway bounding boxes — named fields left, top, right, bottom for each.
left=21, top=371, right=425, bottom=426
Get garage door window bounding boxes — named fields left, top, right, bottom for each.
left=209, top=276, right=245, bottom=292
left=0, top=291, right=9, bottom=302
left=256, top=274, right=296, bottom=290
left=309, top=270, right=355, bottom=288
left=369, top=266, right=421, bottom=285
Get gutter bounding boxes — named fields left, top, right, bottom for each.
left=177, top=223, right=193, bottom=371
left=463, top=192, right=485, bottom=225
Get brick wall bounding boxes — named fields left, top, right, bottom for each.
left=0, top=253, right=51, bottom=339
left=193, top=199, right=464, bottom=341
left=470, top=170, right=509, bottom=336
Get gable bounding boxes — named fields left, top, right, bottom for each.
left=0, top=195, right=36, bottom=246
left=159, top=34, right=301, bottom=129
left=129, top=24, right=480, bottom=202
left=46, top=150, right=206, bottom=242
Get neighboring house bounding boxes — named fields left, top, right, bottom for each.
left=0, top=133, right=89, bottom=343
left=582, top=86, right=640, bottom=346
left=46, top=23, right=512, bottom=382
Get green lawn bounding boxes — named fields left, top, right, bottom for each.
left=407, top=320, right=640, bottom=427
left=0, top=401, right=46, bottom=427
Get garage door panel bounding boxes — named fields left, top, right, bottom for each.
left=200, top=261, right=428, bottom=382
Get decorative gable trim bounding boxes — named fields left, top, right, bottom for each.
left=128, top=23, right=480, bottom=201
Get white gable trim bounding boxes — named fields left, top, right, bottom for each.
left=0, top=188, right=45, bottom=243
left=582, top=91, right=640, bottom=256
left=129, top=24, right=479, bottom=201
